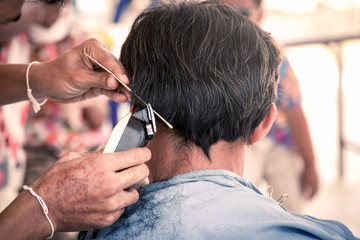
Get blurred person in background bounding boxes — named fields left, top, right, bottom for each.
left=221, top=0, right=319, bottom=213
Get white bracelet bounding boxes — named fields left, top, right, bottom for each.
left=23, top=185, right=54, bottom=239
left=26, top=61, right=47, bottom=113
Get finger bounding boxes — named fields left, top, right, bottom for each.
left=85, top=70, right=119, bottom=91
left=96, top=145, right=106, bottom=152
left=87, top=188, right=139, bottom=216
left=84, top=38, right=128, bottom=84
left=66, top=208, right=125, bottom=231
left=302, top=184, right=315, bottom=200
left=75, top=69, right=130, bottom=102
left=101, top=89, right=129, bottom=103
left=102, top=147, right=151, bottom=171
left=310, top=184, right=318, bottom=198
left=97, top=208, right=125, bottom=229
left=107, top=75, right=120, bottom=90
left=93, top=50, right=127, bottom=85
left=85, top=65, right=130, bottom=95
left=111, top=74, right=131, bottom=95
left=116, top=75, right=132, bottom=100
left=113, top=188, right=139, bottom=210
left=115, top=164, right=150, bottom=190
left=84, top=189, right=138, bottom=229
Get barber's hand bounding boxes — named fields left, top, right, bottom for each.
left=31, top=147, right=151, bottom=232
left=31, top=38, right=130, bottom=103
left=301, top=165, right=319, bottom=200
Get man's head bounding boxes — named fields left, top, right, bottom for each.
left=120, top=0, right=280, bottom=158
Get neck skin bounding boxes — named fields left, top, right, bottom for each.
left=146, top=124, right=246, bottom=183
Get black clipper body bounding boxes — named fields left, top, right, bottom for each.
left=103, top=104, right=156, bottom=189
left=104, top=104, right=156, bottom=153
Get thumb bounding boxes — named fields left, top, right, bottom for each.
left=85, top=56, right=130, bottom=92
left=90, top=71, right=120, bottom=90
left=80, top=38, right=129, bottom=90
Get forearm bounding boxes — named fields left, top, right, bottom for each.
left=0, top=190, right=53, bottom=240
left=0, top=63, right=48, bottom=106
left=286, top=107, right=316, bottom=169
left=0, top=64, right=28, bottom=105
left=1, top=38, right=130, bottom=107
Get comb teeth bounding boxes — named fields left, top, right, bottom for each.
left=85, top=52, right=173, bottom=129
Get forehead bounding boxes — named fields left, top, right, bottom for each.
left=0, top=0, right=24, bottom=24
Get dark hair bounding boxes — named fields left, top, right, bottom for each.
left=25, top=0, right=67, bottom=6
left=120, top=0, right=280, bottom=158
left=41, top=0, right=65, bottom=3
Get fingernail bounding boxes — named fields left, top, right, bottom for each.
left=122, top=74, right=130, bottom=84
left=107, top=77, right=116, bottom=89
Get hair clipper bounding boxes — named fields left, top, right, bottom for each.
left=103, top=104, right=156, bottom=189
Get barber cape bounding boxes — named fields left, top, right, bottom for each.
left=80, top=170, right=358, bottom=240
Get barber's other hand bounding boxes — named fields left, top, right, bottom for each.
left=31, top=38, right=130, bottom=103
left=301, top=165, right=319, bottom=200
left=31, top=147, right=151, bottom=232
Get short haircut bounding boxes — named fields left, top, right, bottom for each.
left=120, top=0, right=280, bottom=158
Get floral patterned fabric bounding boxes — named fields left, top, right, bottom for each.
left=267, top=57, right=302, bottom=150
left=25, top=100, right=111, bottom=158
left=0, top=33, right=31, bottom=211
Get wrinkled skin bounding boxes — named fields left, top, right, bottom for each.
left=32, top=147, right=151, bottom=231
left=31, top=38, right=131, bottom=104
left=0, top=147, right=151, bottom=239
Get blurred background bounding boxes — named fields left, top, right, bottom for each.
left=263, top=0, right=360, bottom=235
left=74, top=0, right=360, bottom=235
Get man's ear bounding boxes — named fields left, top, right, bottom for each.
left=248, top=103, right=277, bottom=145
left=130, top=103, right=136, bottom=113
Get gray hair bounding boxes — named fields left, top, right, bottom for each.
left=120, top=0, right=281, bottom=158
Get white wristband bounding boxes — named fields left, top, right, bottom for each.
left=23, top=185, right=54, bottom=239
left=26, top=61, right=47, bottom=113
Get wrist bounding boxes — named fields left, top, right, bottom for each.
left=23, top=186, right=55, bottom=239
left=26, top=62, right=48, bottom=113
left=0, top=189, right=54, bottom=240
left=304, top=161, right=316, bottom=171
left=31, top=180, right=60, bottom=233
left=28, top=61, right=48, bottom=99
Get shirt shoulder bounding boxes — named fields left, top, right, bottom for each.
left=82, top=171, right=359, bottom=240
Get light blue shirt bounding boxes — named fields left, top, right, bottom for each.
left=80, top=170, right=358, bottom=240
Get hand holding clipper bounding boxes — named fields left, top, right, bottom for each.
left=103, top=104, right=156, bottom=189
